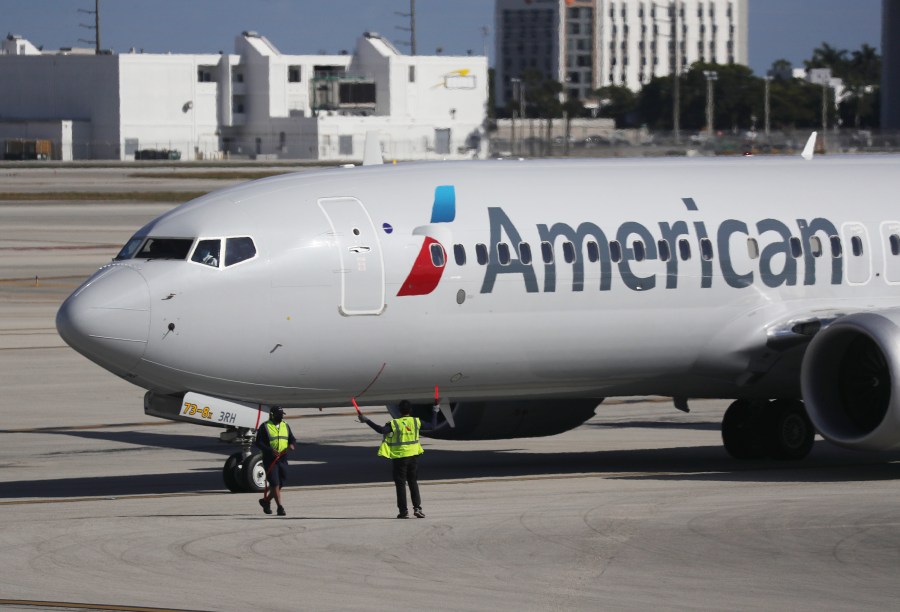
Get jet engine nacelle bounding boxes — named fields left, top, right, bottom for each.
left=801, top=309, right=900, bottom=451
left=388, top=399, right=600, bottom=440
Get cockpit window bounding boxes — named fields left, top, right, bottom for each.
left=115, top=237, right=144, bottom=260
left=136, top=238, right=194, bottom=260
left=191, top=239, right=221, bottom=268
left=224, top=237, right=257, bottom=267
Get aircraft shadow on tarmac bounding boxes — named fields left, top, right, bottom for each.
left=3, top=425, right=900, bottom=500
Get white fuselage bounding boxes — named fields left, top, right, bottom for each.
left=57, top=156, right=900, bottom=408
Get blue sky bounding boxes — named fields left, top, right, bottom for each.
left=3, top=0, right=882, bottom=76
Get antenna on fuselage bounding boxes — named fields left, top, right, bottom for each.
left=362, top=131, right=383, bottom=166
left=801, top=131, right=818, bottom=161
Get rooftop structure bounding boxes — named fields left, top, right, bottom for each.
left=0, top=32, right=488, bottom=161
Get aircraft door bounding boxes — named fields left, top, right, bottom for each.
left=318, top=197, right=385, bottom=315
left=880, top=222, right=900, bottom=284
left=841, top=222, right=871, bottom=285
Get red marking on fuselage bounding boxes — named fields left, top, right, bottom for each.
left=397, top=236, right=445, bottom=296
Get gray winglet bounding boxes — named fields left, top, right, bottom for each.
left=801, top=131, right=817, bottom=161
left=362, top=130, right=383, bottom=166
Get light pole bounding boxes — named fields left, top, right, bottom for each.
left=653, top=1, right=680, bottom=143
left=671, top=1, right=680, bottom=143
left=809, top=68, right=832, bottom=151
left=510, top=78, right=526, bottom=156
left=764, top=75, right=772, bottom=138
left=704, top=70, right=718, bottom=140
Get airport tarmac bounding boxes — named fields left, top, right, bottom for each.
left=2, top=168, right=900, bottom=611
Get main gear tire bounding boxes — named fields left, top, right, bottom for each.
left=722, top=400, right=766, bottom=460
left=764, top=399, right=815, bottom=460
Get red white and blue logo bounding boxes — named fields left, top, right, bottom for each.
left=397, top=185, right=456, bottom=296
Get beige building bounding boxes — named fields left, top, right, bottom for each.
left=495, top=0, right=748, bottom=107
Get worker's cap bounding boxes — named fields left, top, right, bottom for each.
left=270, top=405, right=284, bottom=417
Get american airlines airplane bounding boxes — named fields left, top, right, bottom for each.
left=56, top=150, right=900, bottom=492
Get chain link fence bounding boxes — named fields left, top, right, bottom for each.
left=489, top=127, right=900, bottom=158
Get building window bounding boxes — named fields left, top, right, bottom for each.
left=288, top=66, right=301, bottom=82
left=339, top=135, right=353, bottom=155
left=339, top=82, right=376, bottom=105
left=197, top=66, right=215, bottom=82
left=409, top=66, right=416, bottom=83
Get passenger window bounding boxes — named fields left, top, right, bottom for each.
left=475, top=243, right=489, bottom=265
left=191, top=239, right=221, bottom=267
left=497, top=243, right=511, bottom=266
left=430, top=243, right=446, bottom=267
left=851, top=236, right=864, bottom=257
left=830, top=235, right=843, bottom=258
left=789, top=237, right=802, bottom=258
left=809, top=237, right=823, bottom=258
left=747, top=238, right=759, bottom=259
left=586, top=241, right=600, bottom=263
left=679, top=239, right=692, bottom=260
left=137, top=237, right=194, bottom=260
left=115, top=237, right=144, bottom=260
left=519, top=242, right=533, bottom=265
left=609, top=241, right=622, bottom=263
left=541, top=241, right=554, bottom=264
left=224, top=237, right=257, bottom=267
left=891, top=234, right=900, bottom=256
left=562, top=241, right=576, bottom=264
left=657, top=239, right=671, bottom=262
left=700, top=238, right=713, bottom=261
left=633, top=240, right=646, bottom=262
left=453, top=243, right=466, bottom=266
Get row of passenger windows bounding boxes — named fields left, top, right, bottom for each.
left=115, top=236, right=257, bottom=269
left=428, top=235, right=871, bottom=268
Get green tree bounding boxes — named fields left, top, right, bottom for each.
left=594, top=85, right=638, bottom=127
left=804, top=42, right=851, bottom=80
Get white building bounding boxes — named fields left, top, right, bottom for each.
left=0, top=32, right=488, bottom=161
left=496, top=0, right=748, bottom=107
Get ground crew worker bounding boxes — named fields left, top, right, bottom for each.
left=255, top=406, right=295, bottom=517
left=359, top=400, right=438, bottom=518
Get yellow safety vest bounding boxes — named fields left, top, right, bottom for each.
left=266, top=421, right=289, bottom=453
left=377, top=416, right=423, bottom=459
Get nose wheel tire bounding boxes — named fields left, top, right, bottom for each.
left=240, top=452, right=266, bottom=493
left=223, top=451, right=244, bottom=493
left=222, top=451, right=266, bottom=493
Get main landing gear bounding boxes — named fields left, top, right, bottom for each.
left=220, top=427, right=265, bottom=493
left=721, top=399, right=815, bottom=460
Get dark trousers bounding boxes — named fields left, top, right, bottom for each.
left=392, top=455, right=421, bottom=513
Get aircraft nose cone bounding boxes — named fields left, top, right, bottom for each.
left=57, top=265, right=150, bottom=374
